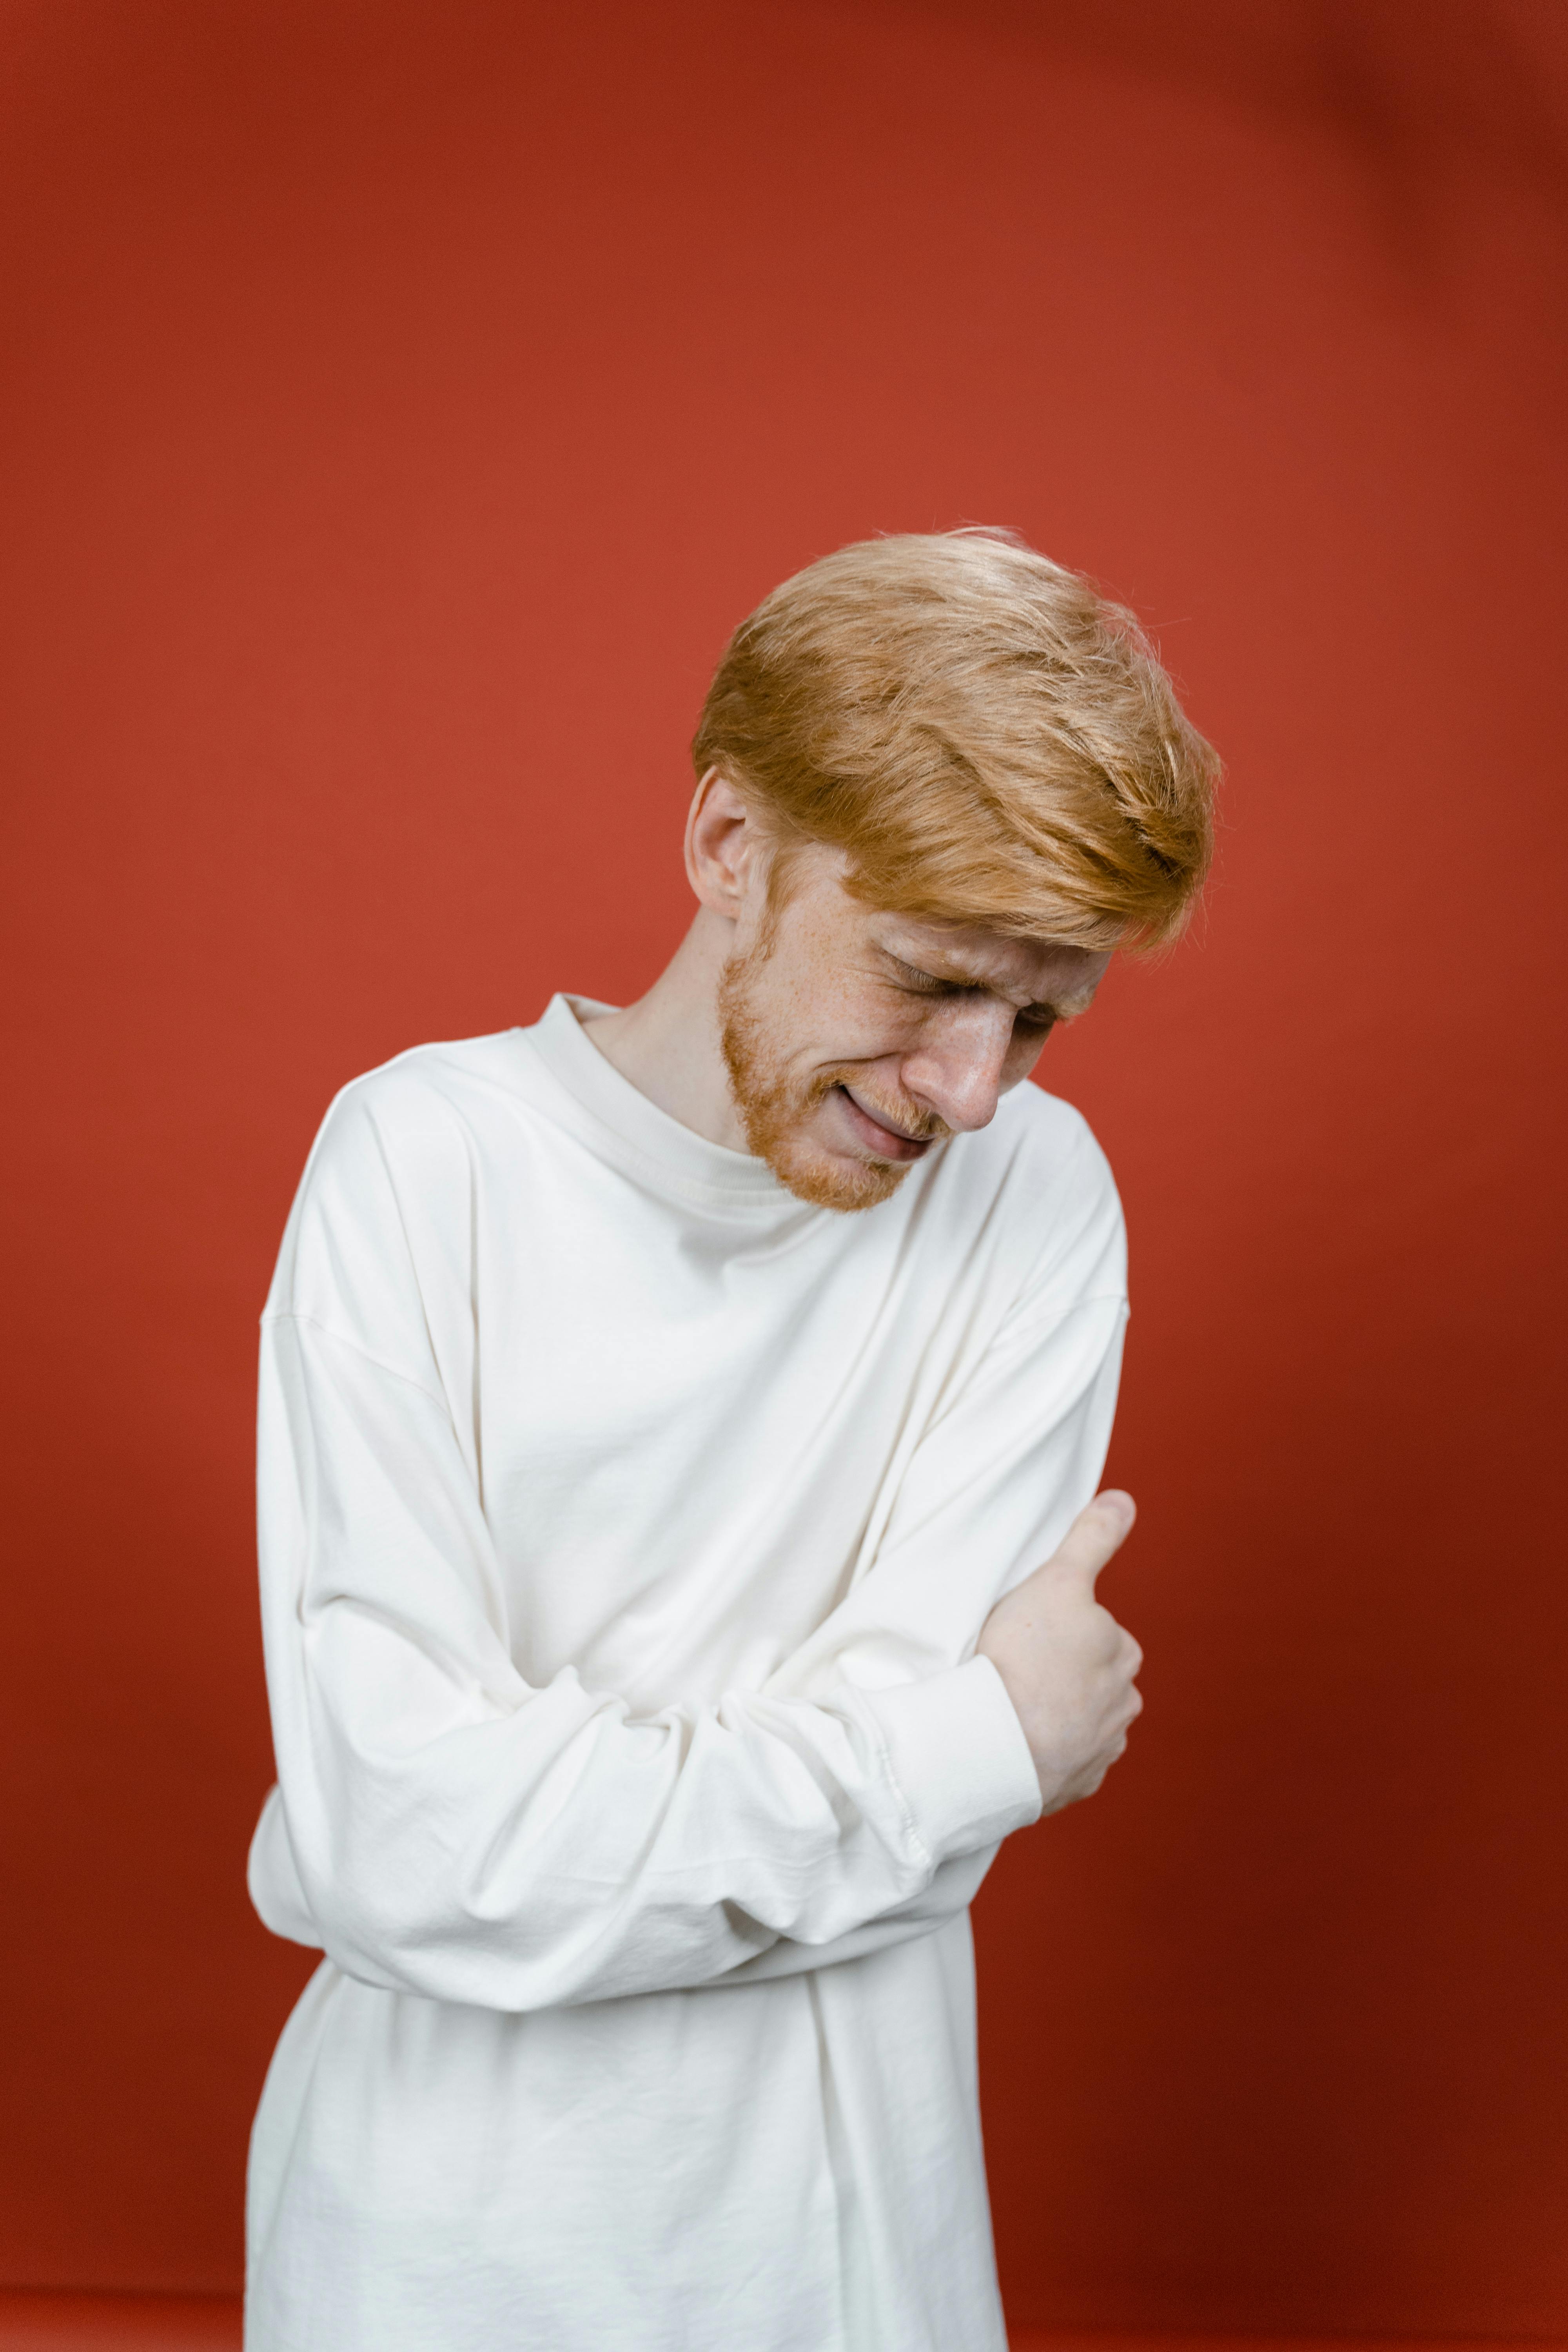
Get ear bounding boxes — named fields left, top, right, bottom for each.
left=685, top=768, right=763, bottom=920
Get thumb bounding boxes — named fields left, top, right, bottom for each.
left=1047, top=1490, right=1137, bottom=1588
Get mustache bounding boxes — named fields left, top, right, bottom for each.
left=814, top=1071, right=951, bottom=1145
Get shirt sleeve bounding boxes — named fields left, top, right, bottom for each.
left=714, top=1272, right=1129, bottom=1986
left=249, top=1090, right=1125, bottom=2012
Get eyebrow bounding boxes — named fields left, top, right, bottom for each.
left=886, top=949, right=1092, bottom=1022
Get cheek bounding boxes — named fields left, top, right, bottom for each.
left=795, top=971, right=904, bottom=1053
left=851, top=1003, right=934, bottom=1064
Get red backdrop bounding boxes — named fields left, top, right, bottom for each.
left=2, top=0, right=1564, bottom=2333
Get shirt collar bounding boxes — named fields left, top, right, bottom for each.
left=524, top=992, right=803, bottom=1213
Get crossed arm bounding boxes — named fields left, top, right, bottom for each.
left=251, top=1286, right=1141, bottom=2014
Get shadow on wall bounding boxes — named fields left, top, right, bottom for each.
left=899, top=0, right=1568, bottom=218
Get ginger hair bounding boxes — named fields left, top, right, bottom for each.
left=691, top=528, right=1218, bottom=949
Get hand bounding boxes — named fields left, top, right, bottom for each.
left=976, top=1491, right=1143, bottom=1815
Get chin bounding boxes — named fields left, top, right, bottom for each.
left=764, top=1139, right=916, bottom=1214
left=718, top=957, right=927, bottom=1210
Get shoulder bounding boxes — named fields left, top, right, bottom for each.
left=294, top=1029, right=542, bottom=1198
left=266, top=1031, right=532, bottom=1327
left=929, top=1080, right=1125, bottom=1314
left=941, top=1077, right=1118, bottom=1220
left=320, top=1030, right=534, bottom=1143
left=989, top=1076, right=1111, bottom=1179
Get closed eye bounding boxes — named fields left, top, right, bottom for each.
left=887, top=955, right=1060, bottom=1036
left=887, top=956, right=960, bottom=997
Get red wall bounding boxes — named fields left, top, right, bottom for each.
left=2, top=0, right=1565, bottom=2331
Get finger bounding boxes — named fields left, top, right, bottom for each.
left=1096, top=1488, right=1136, bottom=1536
left=1046, top=1490, right=1137, bottom=1588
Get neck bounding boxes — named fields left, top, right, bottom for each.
left=579, top=908, right=748, bottom=1150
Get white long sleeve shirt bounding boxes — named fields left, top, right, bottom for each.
left=245, top=993, right=1128, bottom=2352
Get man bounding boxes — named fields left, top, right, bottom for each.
left=245, top=528, right=1216, bottom=2350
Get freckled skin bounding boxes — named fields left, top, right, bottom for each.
left=716, top=875, right=1109, bottom=1209
left=587, top=771, right=1113, bottom=1212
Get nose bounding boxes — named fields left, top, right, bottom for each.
left=900, top=1000, right=1019, bottom=1134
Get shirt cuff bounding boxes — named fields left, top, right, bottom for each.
left=863, top=1655, right=1043, bottom=1864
